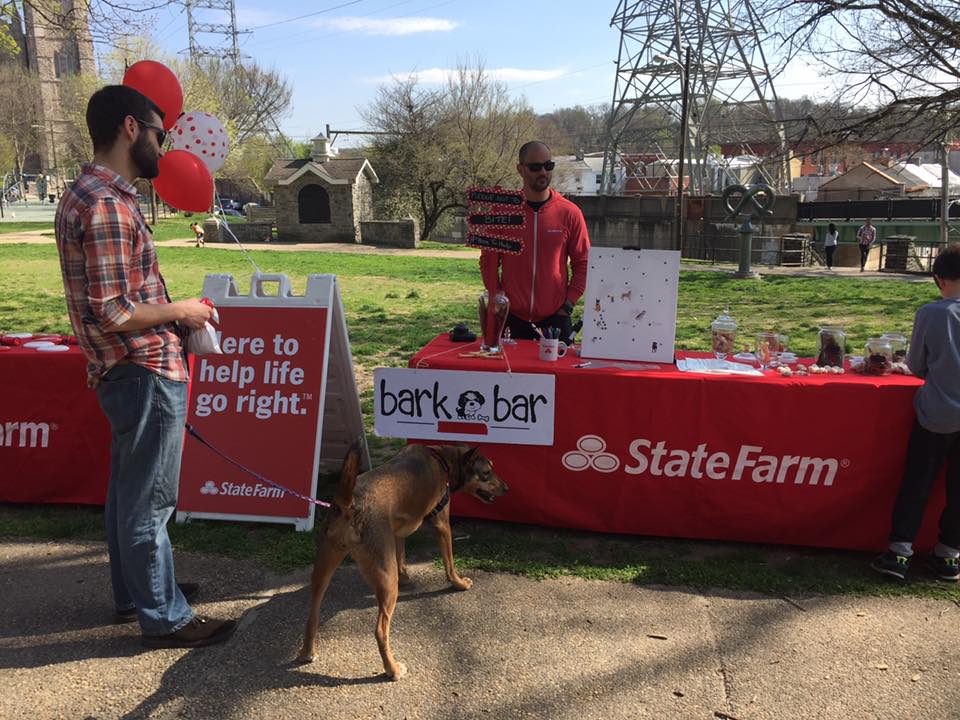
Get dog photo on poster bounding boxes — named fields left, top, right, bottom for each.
left=580, top=248, right=681, bottom=363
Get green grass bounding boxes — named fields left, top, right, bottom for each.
left=0, top=242, right=949, bottom=600
left=0, top=215, right=239, bottom=242
left=418, top=240, right=476, bottom=251
left=0, top=221, right=52, bottom=234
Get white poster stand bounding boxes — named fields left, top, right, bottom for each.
left=580, top=248, right=681, bottom=363
left=176, top=272, right=368, bottom=532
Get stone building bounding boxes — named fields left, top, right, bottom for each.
left=264, top=135, right=378, bottom=243
left=5, top=1, right=96, bottom=179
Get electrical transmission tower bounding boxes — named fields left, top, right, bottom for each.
left=600, top=0, right=789, bottom=196
left=186, top=0, right=247, bottom=62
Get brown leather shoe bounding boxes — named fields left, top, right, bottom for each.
left=114, top=582, right=201, bottom=624
left=141, top=615, right=237, bottom=649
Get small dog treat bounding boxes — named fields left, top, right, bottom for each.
left=865, top=353, right=893, bottom=375
left=712, top=330, right=735, bottom=356
left=817, top=335, right=844, bottom=367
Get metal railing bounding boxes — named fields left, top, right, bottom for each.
left=683, top=232, right=819, bottom=266
left=876, top=238, right=946, bottom=274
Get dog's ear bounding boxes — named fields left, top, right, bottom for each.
left=333, top=441, right=362, bottom=511
left=460, top=446, right=481, bottom=468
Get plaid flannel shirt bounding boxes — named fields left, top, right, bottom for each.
left=55, top=164, right=187, bottom=387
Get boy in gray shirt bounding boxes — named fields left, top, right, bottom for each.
left=872, top=244, right=960, bottom=581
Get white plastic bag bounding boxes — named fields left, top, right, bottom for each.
left=186, top=306, right=222, bottom=355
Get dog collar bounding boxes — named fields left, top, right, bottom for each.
left=424, top=446, right=452, bottom=520
left=424, top=486, right=450, bottom=521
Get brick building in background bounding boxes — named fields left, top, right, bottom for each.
left=3, top=1, right=95, bottom=182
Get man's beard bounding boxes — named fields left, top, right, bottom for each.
left=130, top=133, right=160, bottom=180
left=532, top=176, right=550, bottom=191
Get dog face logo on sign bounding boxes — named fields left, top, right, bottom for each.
left=466, top=186, right=525, bottom=256
left=456, top=390, right=489, bottom=423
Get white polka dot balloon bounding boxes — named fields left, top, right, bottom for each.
left=169, top=111, right=229, bottom=173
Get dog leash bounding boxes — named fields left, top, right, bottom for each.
left=184, top=423, right=332, bottom=508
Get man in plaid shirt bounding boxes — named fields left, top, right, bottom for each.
left=55, top=85, right=236, bottom=648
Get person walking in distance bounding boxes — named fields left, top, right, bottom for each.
left=54, top=85, right=237, bottom=648
left=824, top=222, right=839, bottom=270
left=857, top=218, right=876, bottom=271
left=479, top=141, right=591, bottom=342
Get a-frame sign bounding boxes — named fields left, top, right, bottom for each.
left=176, top=272, right=368, bottom=532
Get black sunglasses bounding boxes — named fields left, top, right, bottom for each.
left=133, top=117, right=166, bottom=146
left=522, top=161, right=555, bottom=172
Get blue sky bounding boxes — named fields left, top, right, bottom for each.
left=140, top=0, right=827, bottom=143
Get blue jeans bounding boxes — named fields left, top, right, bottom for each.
left=96, top=363, right=193, bottom=635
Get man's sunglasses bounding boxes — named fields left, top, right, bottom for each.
left=133, top=117, right=166, bottom=146
left=522, top=161, right=555, bottom=172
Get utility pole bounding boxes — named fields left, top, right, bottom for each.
left=675, top=47, right=691, bottom=252
left=186, top=0, right=248, bottom=62
left=941, top=132, right=950, bottom=245
left=324, top=124, right=392, bottom=145
left=600, top=0, right=788, bottom=196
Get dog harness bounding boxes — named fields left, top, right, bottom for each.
left=424, top=446, right=451, bottom=520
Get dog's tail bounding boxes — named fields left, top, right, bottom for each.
left=333, top=439, right=362, bottom=512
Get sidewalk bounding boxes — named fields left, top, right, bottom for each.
left=1, top=538, right=957, bottom=720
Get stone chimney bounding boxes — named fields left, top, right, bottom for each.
left=311, top=134, right=332, bottom=163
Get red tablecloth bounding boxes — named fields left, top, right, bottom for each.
left=410, top=335, right=941, bottom=551
left=0, top=346, right=111, bottom=505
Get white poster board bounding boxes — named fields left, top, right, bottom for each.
left=580, top=248, right=681, bottom=363
left=374, top=368, right=555, bottom=445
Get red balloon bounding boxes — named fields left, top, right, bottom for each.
left=122, top=60, right=183, bottom=131
left=152, top=151, right=213, bottom=213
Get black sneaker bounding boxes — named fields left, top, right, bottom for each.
left=870, top=551, right=912, bottom=581
left=141, top=615, right=237, bottom=649
left=114, top=582, right=201, bottom=624
left=930, top=555, right=960, bottom=582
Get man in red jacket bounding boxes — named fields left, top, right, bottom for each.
left=479, top=141, right=591, bottom=342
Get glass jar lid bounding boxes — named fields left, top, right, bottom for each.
left=711, top=306, right=737, bottom=331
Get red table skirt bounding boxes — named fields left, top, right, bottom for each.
left=0, top=346, right=111, bottom=505
left=411, top=335, right=941, bottom=552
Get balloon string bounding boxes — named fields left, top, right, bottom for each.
left=214, top=190, right=262, bottom=275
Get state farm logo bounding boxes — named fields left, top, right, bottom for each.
left=1, top=420, right=53, bottom=449
left=562, top=435, right=847, bottom=486
left=562, top=435, right=620, bottom=473
left=198, top=480, right=285, bottom=499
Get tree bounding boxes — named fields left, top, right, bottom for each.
left=769, top=0, right=960, bottom=146
left=171, top=58, right=293, bottom=146
left=362, top=64, right=538, bottom=241
left=1, top=1, right=179, bottom=52
left=0, top=64, right=39, bottom=176
left=537, top=105, right=609, bottom=155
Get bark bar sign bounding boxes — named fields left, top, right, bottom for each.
left=465, top=186, right=525, bottom=256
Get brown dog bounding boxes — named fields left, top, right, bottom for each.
left=298, top=442, right=508, bottom=680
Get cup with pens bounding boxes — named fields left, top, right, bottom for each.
left=538, top=326, right=568, bottom=362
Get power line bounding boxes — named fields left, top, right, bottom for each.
left=245, top=0, right=454, bottom=54
left=244, top=0, right=365, bottom=31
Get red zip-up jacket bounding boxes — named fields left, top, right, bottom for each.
left=479, top=191, right=590, bottom=322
